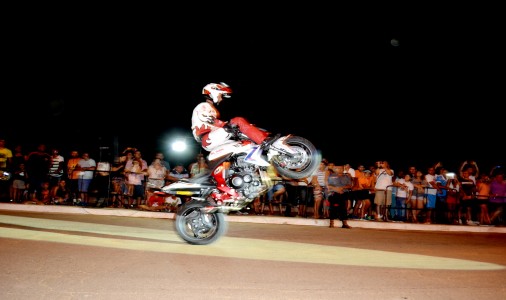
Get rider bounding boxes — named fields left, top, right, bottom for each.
left=191, top=82, right=292, bottom=166
left=192, top=82, right=293, bottom=201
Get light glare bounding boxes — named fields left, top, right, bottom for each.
left=171, top=140, right=187, bottom=152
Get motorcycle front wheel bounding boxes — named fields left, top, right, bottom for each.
left=273, top=135, right=321, bottom=179
left=173, top=200, right=227, bottom=245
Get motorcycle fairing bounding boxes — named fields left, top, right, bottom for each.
left=208, top=139, right=269, bottom=167
left=243, top=146, right=270, bottom=166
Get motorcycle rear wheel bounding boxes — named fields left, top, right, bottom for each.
left=174, top=200, right=227, bottom=245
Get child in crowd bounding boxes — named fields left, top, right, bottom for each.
left=23, top=181, right=51, bottom=205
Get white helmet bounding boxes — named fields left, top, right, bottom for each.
left=202, top=82, right=233, bottom=104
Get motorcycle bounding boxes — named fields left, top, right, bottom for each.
left=161, top=125, right=321, bottom=245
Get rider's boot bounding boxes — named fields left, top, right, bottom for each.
left=217, top=185, right=240, bottom=198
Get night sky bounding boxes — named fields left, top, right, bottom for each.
left=4, top=22, right=504, bottom=174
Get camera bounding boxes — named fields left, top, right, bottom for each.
left=446, top=172, right=456, bottom=179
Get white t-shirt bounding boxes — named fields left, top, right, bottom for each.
left=344, top=167, right=356, bottom=178
left=375, top=168, right=394, bottom=190
left=424, top=174, right=438, bottom=195
left=165, top=196, right=182, bottom=206
left=77, top=158, right=96, bottom=180
left=395, top=178, right=414, bottom=198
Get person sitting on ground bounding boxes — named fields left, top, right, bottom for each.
left=164, top=194, right=182, bottom=212
left=138, top=191, right=169, bottom=212
left=52, top=179, right=70, bottom=205
left=23, top=181, right=51, bottom=205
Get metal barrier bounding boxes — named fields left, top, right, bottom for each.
left=384, top=185, right=439, bottom=223
left=384, top=185, right=405, bottom=221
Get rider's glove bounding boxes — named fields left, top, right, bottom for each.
left=223, top=122, right=238, bottom=133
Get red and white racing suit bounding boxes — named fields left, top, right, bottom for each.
left=191, top=101, right=268, bottom=152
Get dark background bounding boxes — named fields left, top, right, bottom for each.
left=3, top=17, right=504, bottom=174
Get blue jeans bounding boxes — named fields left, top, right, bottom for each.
left=266, top=183, right=284, bottom=200
left=394, top=196, right=406, bottom=221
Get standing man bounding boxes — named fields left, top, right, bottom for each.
left=373, top=161, right=394, bottom=221
left=167, top=163, right=190, bottom=204
left=66, top=150, right=81, bottom=201
left=26, top=144, right=51, bottom=200
left=167, top=164, right=190, bottom=183
left=75, top=152, right=96, bottom=206
left=327, top=165, right=353, bottom=229
left=424, top=166, right=441, bottom=224
left=48, top=148, right=65, bottom=189
left=154, top=152, right=171, bottom=171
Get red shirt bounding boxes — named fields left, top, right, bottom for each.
left=147, top=194, right=165, bottom=207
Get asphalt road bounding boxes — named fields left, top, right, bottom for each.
left=1, top=210, right=505, bottom=300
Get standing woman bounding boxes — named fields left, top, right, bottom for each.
left=124, top=150, right=148, bottom=208
left=11, top=163, right=28, bottom=202
left=475, top=173, right=491, bottom=225
left=410, top=170, right=427, bottom=223
left=310, top=159, right=328, bottom=219
left=146, top=158, right=168, bottom=201
left=108, top=152, right=132, bottom=208
left=189, top=153, right=209, bottom=178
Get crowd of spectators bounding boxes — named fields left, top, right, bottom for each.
left=253, top=159, right=506, bottom=227
left=1, top=138, right=505, bottom=227
left=0, top=139, right=198, bottom=211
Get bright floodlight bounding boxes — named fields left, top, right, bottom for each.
left=171, top=140, right=187, bottom=152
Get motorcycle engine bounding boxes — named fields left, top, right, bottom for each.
left=228, top=157, right=265, bottom=200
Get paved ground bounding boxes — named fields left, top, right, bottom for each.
left=1, top=203, right=505, bottom=234
left=1, top=204, right=506, bottom=299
